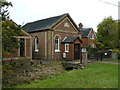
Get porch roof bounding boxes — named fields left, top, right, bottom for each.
left=62, top=37, right=82, bottom=44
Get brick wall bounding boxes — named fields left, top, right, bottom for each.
left=30, top=32, right=45, bottom=60
left=4, top=38, right=32, bottom=60
left=29, top=17, right=82, bottom=60
left=5, top=49, right=18, bottom=58
left=82, top=30, right=96, bottom=48
left=81, top=38, right=88, bottom=47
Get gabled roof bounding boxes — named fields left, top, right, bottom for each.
left=22, top=13, right=79, bottom=33
left=5, top=20, right=31, bottom=37
left=62, top=37, right=82, bottom=44
left=81, top=28, right=93, bottom=38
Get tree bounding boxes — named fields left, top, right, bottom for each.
left=97, top=17, right=118, bottom=49
left=0, top=0, right=12, bottom=21
left=0, top=1, right=22, bottom=57
left=2, top=20, right=23, bottom=56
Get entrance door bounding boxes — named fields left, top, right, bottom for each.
left=20, top=38, right=25, bottom=57
left=74, top=44, right=80, bottom=59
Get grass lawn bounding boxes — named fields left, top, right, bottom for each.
left=12, top=63, right=118, bottom=88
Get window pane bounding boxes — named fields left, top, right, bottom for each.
left=35, top=36, right=39, bottom=51
left=36, top=37, right=38, bottom=44
left=55, top=36, right=60, bottom=51
left=65, top=44, right=69, bottom=52
left=66, top=45, right=68, bottom=51
left=55, top=44, right=58, bottom=50
left=55, top=38, right=58, bottom=43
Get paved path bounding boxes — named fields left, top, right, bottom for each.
left=97, top=61, right=120, bottom=64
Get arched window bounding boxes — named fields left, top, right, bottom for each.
left=34, top=36, right=39, bottom=52
left=55, top=36, right=60, bottom=52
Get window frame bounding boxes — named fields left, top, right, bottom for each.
left=90, top=34, right=94, bottom=39
left=65, top=44, right=69, bottom=52
left=55, top=36, right=60, bottom=52
left=82, top=47, right=86, bottom=52
left=34, top=36, right=39, bottom=52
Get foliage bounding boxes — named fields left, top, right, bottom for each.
left=12, top=63, right=118, bottom=88
left=2, top=61, right=65, bottom=87
left=97, top=17, right=118, bottom=49
left=118, top=20, right=120, bottom=49
left=2, top=20, right=22, bottom=56
left=87, top=46, right=98, bottom=53
left=0, top=0, right=12, bottom=21
left=95, top=40, right=104, bottom=50
left=87, top=46, right=98, bottom=59
left=0, top=1, right=23, bottom=57
left=2, top=63, right=12, bottom=71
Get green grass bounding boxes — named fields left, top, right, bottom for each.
left=12, top=63, right=118, bottom=88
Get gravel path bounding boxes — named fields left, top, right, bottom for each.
left=97, top=62, right=120, bottom=64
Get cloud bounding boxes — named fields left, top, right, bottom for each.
left=8, top=0, right=119, bottom=31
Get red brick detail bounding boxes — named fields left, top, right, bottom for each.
left=30, top=32, right=45, bottom=59
left=81, top=30, right=96, bottom=48
left=5, top=48, right=18, bottom=58
left=54, top=18, right=77, bottom=32
left=74, top=39, right=81, bottom=44
left=61, top=44, right=74, bottom=60
left=81, top=38, right=88, bottom=47
left=61, top=39, right=82, bottom=60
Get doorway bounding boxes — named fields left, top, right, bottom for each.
left=20, top=38, right=25, bottom=57
left=74, top=44, right=80, bottom=59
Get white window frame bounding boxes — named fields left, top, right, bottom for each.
left=91, top=44, right=95, bottom=48
left=62, top=37, right=67, bottom=42
left=82, top=47, right=86, bottom=52
left=65, top=44, right=69, bottom=52
left=34, top=36, right=39, bottom=52
left=90, top=34, right=94, bottom=39
left=55, top=36, right=60, bottom=52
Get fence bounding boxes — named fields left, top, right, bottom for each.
left=88, top=50, right=118, bottom=62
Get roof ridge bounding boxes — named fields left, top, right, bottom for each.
left=22, top=13, right=71, bottom=32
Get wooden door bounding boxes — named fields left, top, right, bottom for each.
left=20, top=38, right=25, bottom=57
left=74, top=44, right=80, bottom=59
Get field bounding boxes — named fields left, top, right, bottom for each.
left=11, top=62, right=118, bottom=88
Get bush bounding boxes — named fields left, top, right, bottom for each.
left=3, top=63, right=12, bottom=72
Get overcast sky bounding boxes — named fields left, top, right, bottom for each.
left=7, top=0, right=119, bottom=32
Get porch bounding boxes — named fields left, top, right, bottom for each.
left=61, top=37, right=82, bottom=60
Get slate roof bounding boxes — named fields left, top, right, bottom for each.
left=22, top=13, right=68, bottom=33
left=62, top=37, right=82, bottom=44
left=81, top=28, right=92, bottom=38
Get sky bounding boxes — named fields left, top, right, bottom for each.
left=7, top=0, right=119, bottom=32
